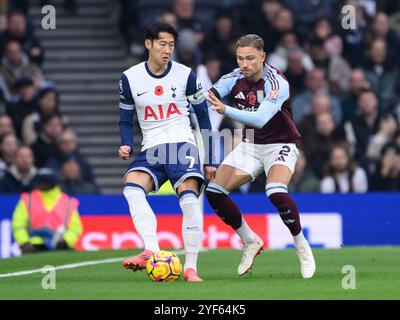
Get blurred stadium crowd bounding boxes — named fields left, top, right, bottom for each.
left=0, top=0, right=400, bottom=195
left=0, top=0, right=98, bottom=194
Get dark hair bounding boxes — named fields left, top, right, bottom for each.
left=37, top=87, right=60, bottom=114
left=40, top=113, right=62, bottom=127
left=7, top=9, right=26, bottom=19
left=145, top=22, right=178, bottom=41
left=357, top=88, right=376, bottom=100
left=325, top=144, right=356, bottom=176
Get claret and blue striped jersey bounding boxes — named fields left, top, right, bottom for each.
left=210, top=63, right=301, bottom=145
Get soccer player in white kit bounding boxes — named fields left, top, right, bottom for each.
left=118, top=22, right=217, bottom=282
left=206, top=34, right=316, bottom=278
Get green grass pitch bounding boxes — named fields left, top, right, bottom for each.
left=0, top=247, right=399, bottom=300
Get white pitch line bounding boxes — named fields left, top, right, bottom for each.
left=0, top=249, right=190, bottom=279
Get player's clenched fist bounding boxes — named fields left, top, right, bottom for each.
left=204, top=166, right=217, bottom=181
left=118, top=145, right=131, bottom=160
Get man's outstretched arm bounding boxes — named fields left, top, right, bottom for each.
left=207, top=80, right=289, bottom=129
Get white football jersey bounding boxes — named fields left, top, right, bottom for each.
left=119, top=60, right=204, bottom=151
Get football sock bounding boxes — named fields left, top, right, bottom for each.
left=293, top=230, right=309, bottom=248
left=266, top=182, right=302, bottom=236
left=236, top=217, right=257, bottom=244
left=178, top=191, right=203, bottom=272
left=123, top=183, right=160, bottom=252
left=205, top=183, right=243, bottom=230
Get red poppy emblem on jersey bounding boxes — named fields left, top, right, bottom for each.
left=248, top=92, right=256, bottom=105
left=155, top=86, right=164, bottom=96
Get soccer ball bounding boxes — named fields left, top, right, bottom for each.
left=146, top=250, right=182, bottom=282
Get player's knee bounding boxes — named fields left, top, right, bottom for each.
left=205, top=182, right=230, bottom=198
left=178, top=191, right=202, bottom=219
left=178, top=190, right=199, bottom=204
left=123, top=183, right=146, bottom=200
left=266, top=182, right=289, bottom=205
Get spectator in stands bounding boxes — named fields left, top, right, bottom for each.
left=6, top=77, right=38, bottom=139
left=292, top=68, right=342, bottom=124
left=266, top=8, right=295, bottom=53
left=0, top=114, right=15, bottom=138
left=11, top=168, right=83, bottom=254
left=201, top=11, right=238, bottom=75
left=175, top=28, right=201, bottom=69
left=241, top=0, right=283, bottom=53
left=284, top=47, right=312, bottom=96
left=340, top=69, right=371, bottom=123
left=21, top=87, right=65, bottom=145
left=299, top=93, right=334, bottom=147
left=310, top=17, right=333, bottom=43
left=197, top=54, right=221, bottom=92
left=267, top=32, right=313, bottom=72
left=394, top=130, right=400, bottom=150
left=288, top=149, right=320, bottom=193
left=173, top=0, right=205, bottom=45
left=308, top=111, right=347, bottom=178
left=340, top=2, right=369, bottom=67
left=0, top=40, right=32, bottom=95
left=362, top=38, right=398, bottom=110
left=366, top=113, right=398, bottom=162
left=160, top=10, right=178, bottom=31
left=350, top=89, right=382, bottom=163
left=0, top=9, right=44, bottom=66
left=366, top=12, right=400, bottom=67
left=308, top=38, right=351, bottom=94
left=0, top=132, right=18, bottom=177
left=31, top=113, right=64, bottom=168
left=283, top=0, right=334, bottom=27
left=370, top=144, right=400, bottom=191
left=0, top=145, right=37, bottom=193
left=46, top=129, right=96, bottom=184
left=320, top=145, right=368, bottom=193
left=59, top=154, right=99, bottom=194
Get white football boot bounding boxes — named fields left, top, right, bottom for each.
left=237, top=235, right=264, bottom=276
left=295, top=241, right=316, bottom=278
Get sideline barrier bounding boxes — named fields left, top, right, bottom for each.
left=0, top=193, right=399, bottom=258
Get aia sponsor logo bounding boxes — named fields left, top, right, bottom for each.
left=144, top=103, right=182, bottom=121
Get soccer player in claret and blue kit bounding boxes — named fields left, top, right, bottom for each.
left=117, top=22, right=217, bottom=282
left=206, top=34, right=316, bottom=278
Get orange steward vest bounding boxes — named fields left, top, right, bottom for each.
left=21, top=190, right=79, bottom=230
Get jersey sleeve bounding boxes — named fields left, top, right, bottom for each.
left=224, top=76, right=290, bottom=129
left=186, top=70, right=218, bottom=167
left=186, top=70, right=206, bottom=105
left=119, top=73, right=135, bottom=149
left=119, top=73, right=135, bottom=110
left=210, top=70, right=240, bottom=100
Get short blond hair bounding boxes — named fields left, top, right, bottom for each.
left=236, top=34, right=264, bottom=51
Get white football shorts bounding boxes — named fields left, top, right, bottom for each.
left=221, top=142, right=299, bottom=180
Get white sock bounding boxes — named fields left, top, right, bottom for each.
left=179, top=192, right=203, bottom=272
left=293, top=230, right=308, bottom=248
left=236, top=217, right=257, bottom=244
left=123, top=186, right=159, bottom=252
